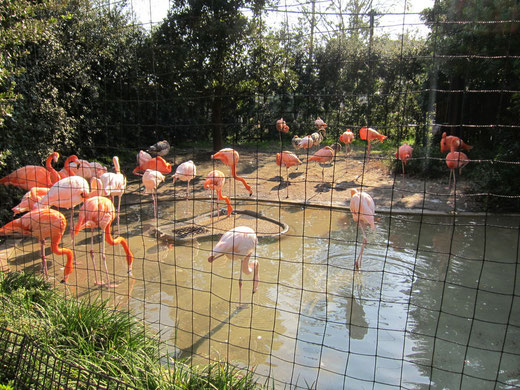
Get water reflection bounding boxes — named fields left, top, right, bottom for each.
left=2, top=199, right=519, bottom=389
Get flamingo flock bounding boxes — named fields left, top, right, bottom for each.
left=0, top=118, right=474, bottom=301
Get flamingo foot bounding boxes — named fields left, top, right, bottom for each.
left=104, top=282, right=120, bottom=288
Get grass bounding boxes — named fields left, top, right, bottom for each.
left=0, top=271, right=261, bottom=389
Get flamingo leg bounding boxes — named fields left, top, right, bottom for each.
left=402, top=161, right=405, bottom=176
left=90, top=232, right=102, bottom=285
left=355, top=225, right=367, bottom=270
left=185, top=181, right=189, bottom=215
left=40, top=239, right=49, bottom=279
left=116, top=195, right=122, bottom=236
left=286, top=167, right=290, bottom=199
left=448, top=169, right=453, bottom=189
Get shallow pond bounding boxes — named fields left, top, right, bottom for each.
left=3, top=198, right=519, bottom=389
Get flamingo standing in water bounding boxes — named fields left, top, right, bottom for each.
left=12, top=187, right=50, bottom=215
left=142, top=169, right=165, bottom=219
left=359, top=127, right=387, bottom=159
left=440, top=132, right=472, bottom=154
left=211, top=148, right=253, bottom=196
left=208, top=226, right=259, bottom=304
left=276, top=151, right=302, bottom=198
left=339, top=130, right=355, bottom=155
left=349, top=189, right=376, bottom=270
left=446, top=145, right=470, bottom=189
left=204, top=170, right=233, bottom=219
left=396, top=143, right=414, bottom=176
left=100, top=156, right=127, bottom=233
left=0, top=152, right=61, bottom=190
left=0, top=208, right=74, bottom=282
left=74, top=196, right=134, bottom=287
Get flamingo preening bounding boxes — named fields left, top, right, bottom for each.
left=133, top=154, right=171, bottom=175
left=100, top=156, right=127, bottom=233
left=339, top=130, right=355, bottom=155
left=440, top=132, right=472, bottom=154
left=142, top=169, right=165, bottom=219
left=204, top=170, right=233, bottom=219
left=74, top=196, right=134, bottom=287
left=0, top=152, right=61, bottom=190
left=349, top=189, right=376, bottom=270
left=12, top=187, right=50, bottom=215
left=276, top=151, right=302, bottom=198
left=211, top=148, right=253, bottom=196
left=0, top=208, right=74, bottom=282
left=359, top=127, right=387, bottom=159
left=208, top=226, right=259, bottom=304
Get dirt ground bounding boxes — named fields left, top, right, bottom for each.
left=126, top=145, right=476, bottom=215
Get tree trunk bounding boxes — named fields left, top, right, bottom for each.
left=212, top=94, right=223, bottom=151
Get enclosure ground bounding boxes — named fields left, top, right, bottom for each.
left=126, top=146, right=475, bottom=215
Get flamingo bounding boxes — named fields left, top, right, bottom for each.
left=440, top=132, right=473, bottom=154
left=276, top=118, right=289, bottom=133
left=172, top=160, right=197, bottom=199
left=276, top=151, right=302, bottom=198
left=12, top=187, right=50, bottom=215
left=211, top=148, right=253, bottom=196
left=359, top=127, right=387, bottom=159
left=59, top=159, right=107, bottom=180
left=133, top=154, right=171, bottom=175
left=0, top=152, right=61, bottom=190
left=0, top=208, right=74, bottom=282
left=349, top=189, right=376, bottom=270
left=339, top=130, right=355, bottom=155
left=74, top=196, right=134, bottom=287
left=208, top=226, right=259, bottom=304
left=204, top=170, right=233, bottom=218
left=396, top=143, right=414, bottom=176
left=446, top=150, right=470, bottom=189
left=309, top=145, right=339, bottom=182
left=147, top=140, right=170, bottom=157
left=142, top=169, right=165, bottom=219
left=100, top=156, right=126, bottom=232
left=315, top=117, right=327, bottom=131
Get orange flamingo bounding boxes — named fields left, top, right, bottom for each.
left=339, top=130, right=355, bottom=155
left=0, top=208, right=74, bottom=282
left=133, top=155, right=171, bottom=175
left=142, top=169, right=165, bottom=219
left=440, top=132, right=472, bottom=154
left=309, top=146, right=339, bottom=182
left=446, top=150, right=470, bottom=189
left=276, top=151, right=302, bottom=198
left=349, top=189, right=376, bottom=270
left=208, top=226, right=258, bottom=304
left=359, top=127, right=387, bottom=158
left=12, top=187, right=50, bottom=215
left=0, top=152, right=61, bottom=190
left=211, top=148, right=253, bottom=196
left=396, top=143, right=414, bottom=176
left=204, top=170, right=233, bottom=218
left=276, top=118, right=289, bottom=133
left=100, top=156, right=126, bottom=232
left=74, top=196, right=134, bottom=287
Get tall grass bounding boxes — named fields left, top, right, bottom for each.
left=0, top=272, right=260, bottom=389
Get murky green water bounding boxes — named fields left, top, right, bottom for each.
left=3, top=199, right=519, bottom=389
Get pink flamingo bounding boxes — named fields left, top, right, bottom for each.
left=276, top=118, right=289, bottom=133
left=446, top=150, right=470, bottom=189
left=204, top=170, right=233, bottom=219
left=359, top=127, right=387, bottom=159
left=349, top=189, right=376, bottom=270
left=133, top=154, right=171, bottom=175
left=172, top=160, right=197, bottom=199
left=396, top=142, right=414, bottom=176
left=339, top=129, right=355, bottom=155
left=440, top=132, right=472, bottom=154
left=211, top=148, right=253, bottom=196
left=276, top=151, right=302, bottom=198
left=142, top=169, right=165, bottom=219
left=208, top=226, right=259, bottom=304
left=0, top=152, right=61, bottom=191
left=100, top=156, right=127, bottom=232
left=309, top=146, right=339, bottom=182
left=315, top=117, right=327, bottom=131
left=74, top=196, right=134, bottom=287
left=0, top=208, right=74, bottom=282
left=12, top=187, right=50, bottom=215
left=59, top=159, right=107, bottom=179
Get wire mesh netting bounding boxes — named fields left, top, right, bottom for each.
left=0, top=0, right=519, bottom=388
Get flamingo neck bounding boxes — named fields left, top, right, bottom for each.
left=230, top=164, right=252, bottom=194
left=46, top=155, right=61, bottom=184
left=216, top=188, right=233, bottom=216
left=51, top=239, right=74, bottom=281
left=105, top=226, right=134, bottom=271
